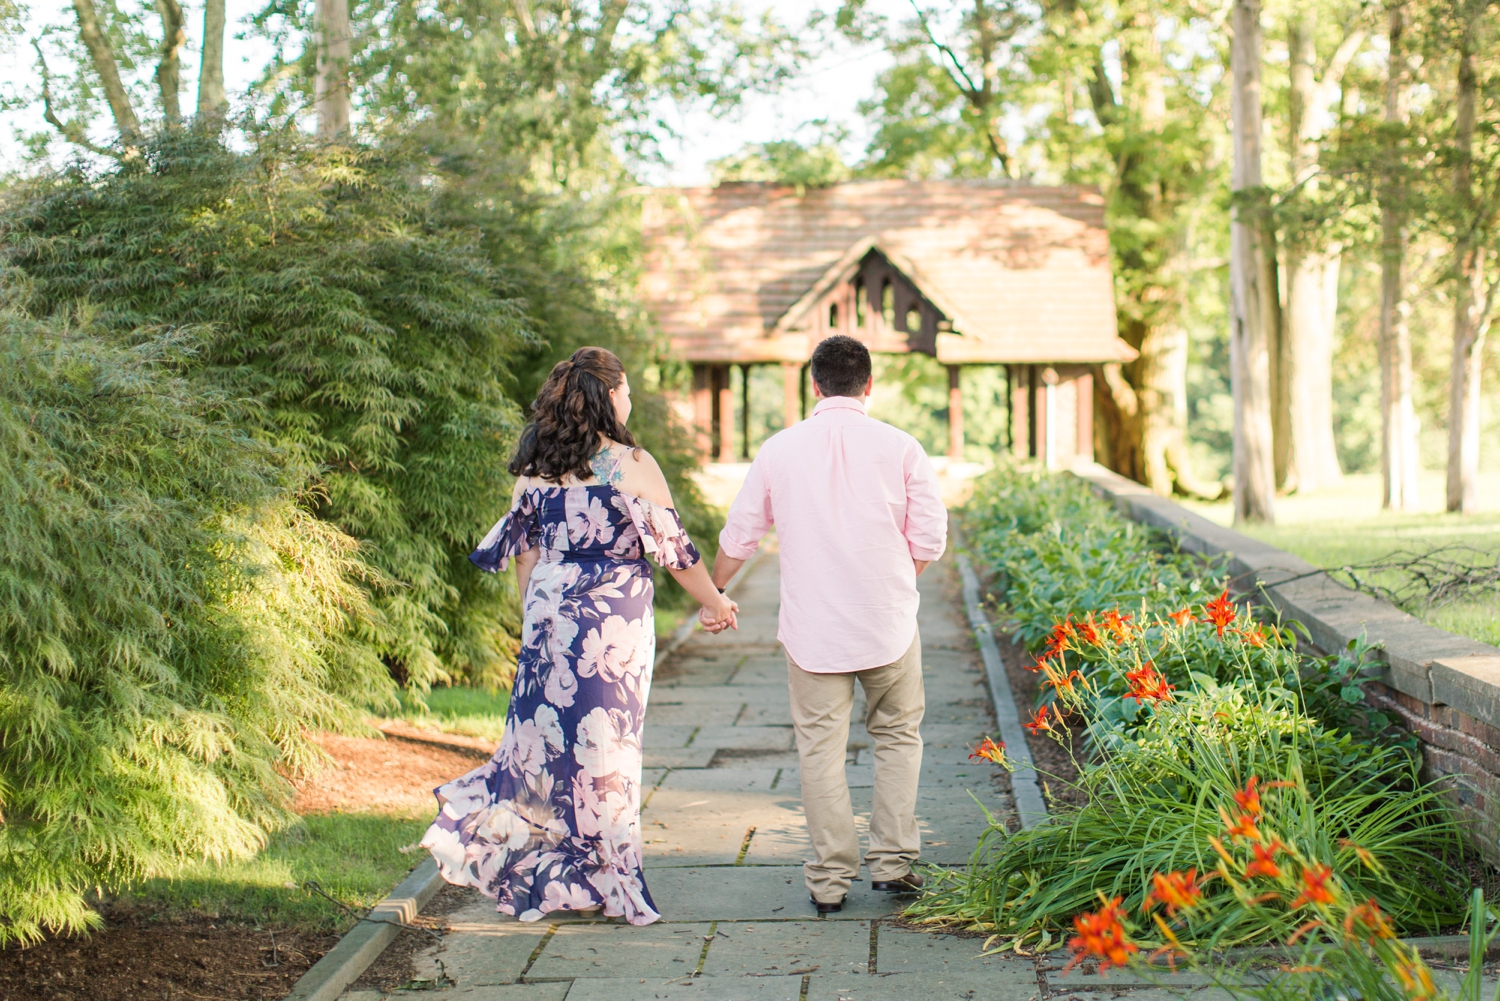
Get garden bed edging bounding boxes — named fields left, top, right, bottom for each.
left=1073, top=462, right=1500, bottom=863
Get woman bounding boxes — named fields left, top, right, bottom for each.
left=420, top=347, right=737, bottom=926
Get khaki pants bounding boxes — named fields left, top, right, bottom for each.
left=786, top=629, right=924, bottom=903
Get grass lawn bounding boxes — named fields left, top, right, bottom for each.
left=1181, top=471, right=1500, bottom=647
left=121, top=811, right=431, bottom=934
left=392, top=683, right=511, bottom=741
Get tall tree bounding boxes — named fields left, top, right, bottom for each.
left=1231, top=0, right=1278, bottom=522
left=155, top=0, right=187, bottom=125
left=68, top=0, right=140, bottom=138
left=1379, top=1, right=1422, bottom=510
left=1444, top=0, right=1496, bottom=513
left=198, top=0, right=228, bottom=118
left=314, top=0, right=351, bottom=136
left=849, top=0, right=1223, bottom=499
left=1276, top=7, right=1366, bottom=493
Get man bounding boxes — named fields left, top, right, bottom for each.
left=704, top=335, right=948, bottom=913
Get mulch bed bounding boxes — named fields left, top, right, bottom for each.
left=997, top=630, right=1088, bottom=811
left=0, top=907, right=339, bottom=1001
left=0, top=731, right=489, bottom=1001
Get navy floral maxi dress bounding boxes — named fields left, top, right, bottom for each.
left=420, top=483, right=700, bottom=926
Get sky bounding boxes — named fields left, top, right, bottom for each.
left=0, top=0, right=908, bottom=180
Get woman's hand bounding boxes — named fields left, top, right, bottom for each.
left=698, top=593, right=739, bottom=634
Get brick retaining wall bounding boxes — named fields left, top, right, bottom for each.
left=1072, top=463, right=1500, bottom=864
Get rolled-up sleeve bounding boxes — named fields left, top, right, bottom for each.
left=902, top=446, right=947, bottom=561
left=718, top=452, right=774, bottom=560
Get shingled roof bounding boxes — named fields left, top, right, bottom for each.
left=639, top=180, right=1134, bottom=365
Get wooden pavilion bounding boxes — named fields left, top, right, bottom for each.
left=638, top=180, right=1136, bottom=466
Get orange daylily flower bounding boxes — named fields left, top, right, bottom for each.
left=1145, top=869, right=1205, bottom=918
left=1345, top=898, right=1395, bottom=943
left=1245, top=841, right=1283, bottom=879
left=1125, top=663, right=1174, bottom=704
left=1024, top=705, right=1056, bottom=735
left=968, top=737, right=1007, bottom=766
left=1064, top=897, right=1138, bottom=973
left=1076, top=613, right=1101, bottom=645
left=1101, top=609, right=1135, bottom=643
left=1234, top=624, right=1268, bottom=647
left=1044, top=617, right=1077, bottom=658
left=1393, top=957, right=1438, bottom=1000
left=1168, top=608, right=1195, bottom=627
left=1291, top=864, right=1336, bottom=908
left=1202, top=590, right=1237, bottom=637
left=1044, top=670, right=1083, bottom=697
left=1338, top=839, right=1379, bottom=871
left=1220, top=808, right=1261, bottom=842
left=1232, top=776, right=1263, bottom=818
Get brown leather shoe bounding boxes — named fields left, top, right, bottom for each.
left=810, top=894, right=845, bottom=914
left=870, top=873, right=925, bottom=893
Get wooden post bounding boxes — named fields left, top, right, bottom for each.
left=1042, top=366, right=1059, bottom=469
left=1075, top=370, right=1095, bottom=463
left=717, top=366, right=735, bottom=465
left=739, top=364, right=751, bottom=459
left=946, top=365, right=963, bottom=460
left=782, top=362, right=800, bottom=431
left=692, top=364, right=712, bottom=458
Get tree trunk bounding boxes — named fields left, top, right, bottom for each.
left=155, top=0, right=186, bottom=125
left=71, top=0, right=141, bottom=138
left=1230, top=0, right=1276, bottom=524
left=1379, top=4, right=1421, bottom=511
left=315, top=0, right=351, bottom=138
left=1447, top=5, right=1487, bottom=514
left=1278, top=10, right=1348, bottom=493
left=197, top=0, right=227, bottom=119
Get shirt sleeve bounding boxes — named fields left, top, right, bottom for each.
left=902, top=444, right=948, bottom=562
left=718, top=451, right=774, bottom=560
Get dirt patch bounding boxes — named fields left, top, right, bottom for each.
left=0, top=907, right=339, bottom=1001
left=293, top=730, right=492, bottom=814
left=998, top=632, right=1088, bottom=811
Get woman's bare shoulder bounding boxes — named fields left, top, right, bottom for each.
left=616, top=446, right=674, bottom=507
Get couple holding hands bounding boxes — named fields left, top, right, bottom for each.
left=420, top=334, right=947, bottom=925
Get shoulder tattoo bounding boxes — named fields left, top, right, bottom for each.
left=590, top=445, right=625, bottom=486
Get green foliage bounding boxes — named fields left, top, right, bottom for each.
left=3, top=128, right=535, bottom=691
left=909, top=680, right=1463, bottom=948
left=916, top=466, right=1468, bottom=948
left=392, top=684, right=512, bottom=741
left=710, top=123, right=852, bottom=193
left=0, top=300, right=395, bottom=945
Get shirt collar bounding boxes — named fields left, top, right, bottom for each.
left=812, top=396, right=868, bottom=417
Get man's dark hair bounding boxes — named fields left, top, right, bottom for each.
left=810, top=335, right=872, bottom=398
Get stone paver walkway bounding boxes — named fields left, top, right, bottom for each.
left=343, top=552, right=1218, bottom=1001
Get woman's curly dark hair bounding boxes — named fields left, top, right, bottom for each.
left=509, top=347, right=637, bottom=482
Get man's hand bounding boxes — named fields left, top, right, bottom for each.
left=914, top=559, right=931, bottom=578
left=699, top=602, right=738, bottom=634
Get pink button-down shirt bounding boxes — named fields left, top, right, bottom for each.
left=718, top=396, right=948, bottom=673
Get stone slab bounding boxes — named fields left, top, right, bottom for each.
left=408, top=902, right=546, bottom=985
left=1048, top=991, right=1233, bottom=1001
left=702, top=919, right=871, bottom=976
left=874, top=927, right=1037, bottom=983
left=658, top=766, right=790, bottom=792
left=563, top=975, right=806, bottom=1001
left=1432, top=656, right=1500, bottom=730
left=645, top=748, right=719, bottom=769
left=804, top=972, right=1040, bottom=1001
left=391, top=985, right=569, bottom=1001
left=524, top=921, right=712, bottom=980
left=644, top=867, right=909, bottom=921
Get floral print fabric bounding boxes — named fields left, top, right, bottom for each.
left=422, top=485, right=700, bottom=925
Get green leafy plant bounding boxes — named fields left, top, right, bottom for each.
left=0, top=301, right=395, bottom=944
left=3, top=128, right=533, bottom=693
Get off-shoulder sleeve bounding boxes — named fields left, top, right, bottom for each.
left=469, top=491, right=539, bottom=573
left=616, top=493, right=702, bottom=571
